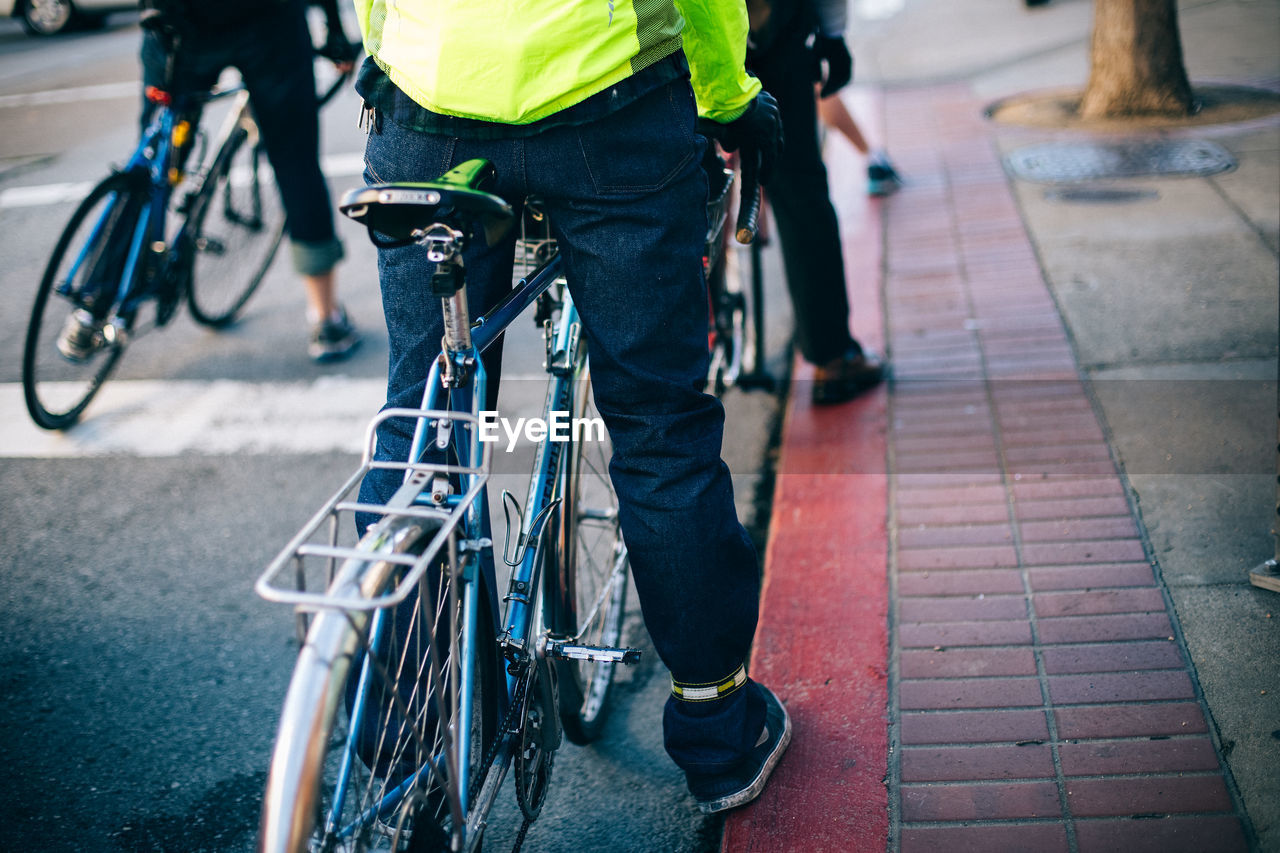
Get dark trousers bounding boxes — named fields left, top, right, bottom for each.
left=359, top=77, right=767, bottom=776
left=749, top=27, right=856, bottom=365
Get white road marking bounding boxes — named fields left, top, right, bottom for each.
left=0, top=181, right=96, bottom=208
left=1, top=377, right=384, bottom=457
left=854, top=0, right=905, bottom=20
left=2, top=374, right=553, bottom=458
left=0, top=81, right=139, bottom=109
left=321, top=151, right=365, bottom=180
left=0, top=152, right=366, bottom=210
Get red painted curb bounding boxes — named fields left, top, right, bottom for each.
left=722, top=89, right=891, bottom=852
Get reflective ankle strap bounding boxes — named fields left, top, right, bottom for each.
left=671, top=664, right=747, bottom=702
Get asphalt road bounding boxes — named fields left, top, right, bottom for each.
left=0, top=13, right=790, bottom=852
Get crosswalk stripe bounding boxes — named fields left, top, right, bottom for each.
left=0, top=181, right=95, bottom=208
left=2, top=377, right=384, bottom=458
left=3, top=374, right=553, bottom=458
left=0, top=81, right=139, bottom=109
left=0, top=152, right=366, bottom=210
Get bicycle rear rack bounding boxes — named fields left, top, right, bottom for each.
left=255, top=408, right=493, bottom=613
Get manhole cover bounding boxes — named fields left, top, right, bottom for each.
left=1005, top=139, right=1236, bottom=183
left=1044, top=187, right=1160, bottom=203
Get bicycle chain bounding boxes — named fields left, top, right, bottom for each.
left=510, top=816, right=533, bottom=853
left=517, top=656, right=562, bottom=820
left=468, top=664, right=524, bottom=802
left=462, top=659, right=538, bottom=853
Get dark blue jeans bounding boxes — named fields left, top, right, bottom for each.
left=140, top=0, right=341, bottom=272
left=360, top=77, right=766, bottom=777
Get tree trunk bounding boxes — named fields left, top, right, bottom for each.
left=1080, top=0, right=1194, bottom=119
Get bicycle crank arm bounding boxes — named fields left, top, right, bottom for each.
left=545, top=640, right=641, bottom=665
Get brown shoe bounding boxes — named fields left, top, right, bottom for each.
left=812, top=346, right=886, bottom=405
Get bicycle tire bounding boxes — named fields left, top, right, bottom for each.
left=259, top=517, right=499, bottom=853
left=728, top=236, right=764, bottom=379
left=22, top=171, right=144, bottom=430
left=185, top=122, right=283, bottom=327
left=546, top=355, right=631, bottom=745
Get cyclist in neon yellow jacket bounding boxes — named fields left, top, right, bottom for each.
left=354, top=0, right=761, bottom=124
left=351, top=0, right=790, bottom=819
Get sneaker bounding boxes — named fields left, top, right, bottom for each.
left=56, top=309, right=100, bottom=363
left=686, top=685, right=792, bottom=815
left=309, top=306, right=361, bottom=362
left=812, top=345, right=886, bottom=405
left=867, top=154, right=902, bottom=197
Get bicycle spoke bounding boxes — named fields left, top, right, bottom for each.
left=261, top=518, right=498, bottom=853
left=549, top=364, right=631, bottom=745
left=23, top=172, right=142, bottom=429
left=186, top=126, right=282, bottom=327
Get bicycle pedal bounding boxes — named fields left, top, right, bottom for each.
left=545, top=640, right=640, bottom=665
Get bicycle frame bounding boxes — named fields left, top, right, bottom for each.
left=257, top=246, right=577, bottom=849
left=64, top=27, right=354, bottom=333
left=703, top=148, right=773, bottom=393
left=57, top=83, right=246, bottom=331
left=400, top=250, right=579, bottom=838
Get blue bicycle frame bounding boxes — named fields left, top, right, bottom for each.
left=339, top=250, right=573, bottom=831
left=59, top=85, right=242, bottom=324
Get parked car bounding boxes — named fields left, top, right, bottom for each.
left=2, top=0, right=134, bottom=36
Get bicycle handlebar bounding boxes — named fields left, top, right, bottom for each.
left=734, top=153, right=763, bottom=245
left=698, top=120, right=764, bottom=245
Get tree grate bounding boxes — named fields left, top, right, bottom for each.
left=1005, top=139, right=1236, bottom=183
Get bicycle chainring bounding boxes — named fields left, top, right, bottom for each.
left=153, top=263, right=183, bottom=327
left=513, top=656, right=561, bottom=821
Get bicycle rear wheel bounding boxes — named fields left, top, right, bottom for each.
left=22, top=171, right=143, bottom=430
left=260, top=518, right=499, bottom=853
left=711, top=230, right=770, bottom=395
left=546, top=358, right=630, bottom=745
left=186, top=121, right=283, bottom=327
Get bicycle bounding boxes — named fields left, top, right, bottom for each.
left=255, top=153, right=764, bottom=852
left=702, top=146, right=774, bottom=396
left=20, top=11, right=352, bottom=430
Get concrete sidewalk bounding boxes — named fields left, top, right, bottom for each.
left=725, top=1, right=1279, bottom=850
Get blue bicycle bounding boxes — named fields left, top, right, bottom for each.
left=255, top=150, right=762, bottom=851
left=20, top=13, right=350, bottom=430
left=256, top=158, right=635, bottom=852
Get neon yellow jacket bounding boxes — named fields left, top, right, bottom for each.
left=352, top=0, right=760, bottom=125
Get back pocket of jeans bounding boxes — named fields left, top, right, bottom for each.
left=363, top=124, right=457, bottom=187
left=577, top=83, right=696, bottom=195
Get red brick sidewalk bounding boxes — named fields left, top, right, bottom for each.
left=723, top=84, right=1250, bottom=852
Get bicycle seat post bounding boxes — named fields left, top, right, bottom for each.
left=420, top=223, right=473, bottom=358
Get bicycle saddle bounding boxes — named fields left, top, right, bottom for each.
left=340, top=159, right=514, bottom=248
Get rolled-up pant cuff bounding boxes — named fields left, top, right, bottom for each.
left=290, top=237, right=344, bottom=276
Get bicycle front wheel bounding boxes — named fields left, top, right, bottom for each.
left=260, top=517, right=499, bottom=853
left=547, top=360, right=631, bottom=745
left=22, top=171, right=143, bottom=430
left=186, top=123, right=284, bottom=327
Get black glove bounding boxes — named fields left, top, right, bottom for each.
left=813, top=34, right=853, bottom=98
left=318, top=35, right=361, bottom=66
left=715, top=90, right=784, bottom=185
